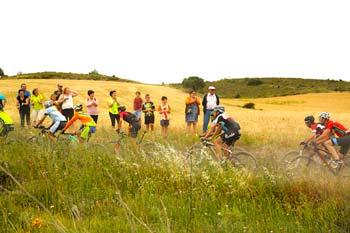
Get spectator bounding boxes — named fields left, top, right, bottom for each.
left=133, top=91, right=143, bottom=123
left=185, top=90, right=200, bottom=135
left=158, top=96, right=171, bottom=137
left=142, top=94, right=155, bottom=131
left=202, top=86, right=219, bottom=133
left=30, top=88, right=45, bottom=126
left=16, top=90, right=30, bottom=127
left=107, top=90, right=119, bottom=128
left=54, top=83, right=63, bottom=101
left=19, top=83, right=31, bottom=97
left=58, top=87, right=78, bottom=121
left=50, top=94, right=61, bottom=110
left=0, top=93, right=6, bottom=110
left=86, top=90, right=99, bottom=123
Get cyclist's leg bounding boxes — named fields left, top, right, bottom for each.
left=325, top=138, right=341, bottom=160
left=214, top=136, right=224, bottom=161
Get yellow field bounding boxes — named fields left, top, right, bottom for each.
left=1, top=79, right=349, bottom=149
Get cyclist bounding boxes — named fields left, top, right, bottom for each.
left=35, top=101, right=67, bottom=143
left=117, top=105, right=141, bottom=145
left=201, top=106, right=241, bottom=163
left=61, top=104, right=97, bottom=143
left=315, top=112, right=349, bottom=168
left=0, top=93, right=6, bottom=110
left=301, top=115, right=325, bottom=144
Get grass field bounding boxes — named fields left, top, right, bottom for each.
left=1, top=79, right=350, bottom=232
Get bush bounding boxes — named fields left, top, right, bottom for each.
left=243, top=102, right=255, bottom=109
left=247, top=79, right=263, bottom=86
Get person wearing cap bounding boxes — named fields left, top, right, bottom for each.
left=107, top=90, right=120, bottom=128
left=54, top=83, right=63, bottom=101
left=35, top=101, right=67, bottom=143
left=202, top=86, right=220, bottom=133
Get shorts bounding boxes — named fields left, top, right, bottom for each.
left=220, top=130, right=241, bottom=146
left=79, top=125, right=96, bottom=141
left=331, top=134, right=350, bottom=155
left=160, top=120, right=169, bottom=127
left=144, top=115, right=155, bottom=124
left=50, top=121, right=67, bottom=134
left=130, top=122, right=141, bottom=138
left=134, top=110, right=142, bottom=120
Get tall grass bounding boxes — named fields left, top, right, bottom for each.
left=1, top=129, right=349, bottom=232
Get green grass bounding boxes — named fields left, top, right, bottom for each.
left=1, top=129, right=350, bottom=232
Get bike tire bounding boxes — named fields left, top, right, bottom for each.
left=285, top=155, right=317, bottom=177
left=141, top=141, right=159, bottom=157
left=229, top=151, right=257, bottom=171
left=281, top=150, right=303, bottom=164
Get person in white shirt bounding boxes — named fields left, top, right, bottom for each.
left=201, top=86, right=220, bottom=133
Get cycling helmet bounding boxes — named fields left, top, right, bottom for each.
left=213, top=106, right=225, bottom=113
left=74, top=104, right=83, bottom=111
left=118, top=105, right=126, bottom=112
left=318, top=112, right=330, bottom=119
left=44, top=100, right=53, bottom=108
left=304, top=115, right=315, bottom=123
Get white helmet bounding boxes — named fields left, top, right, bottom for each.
left=213, top=106, right=225, bottom=113
left=44, top=100, right=53, bottom=108
left=318, top=112, right=330, bottom=119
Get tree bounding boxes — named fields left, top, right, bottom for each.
left=89, top=69, right=99, bottom=75
left=0, top=67, right=4, bottom=77
left=182, top=76, right=205, bottom=91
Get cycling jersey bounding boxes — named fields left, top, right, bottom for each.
left=45, top=107, right=67, bottom=122
left=311, top=123, right=325, bottom=136
left=324, top=120, right=348, bottom=137
left=64, top=111, right=96, bottom=129
left=212, top=113, right=241, bottom=146
left=119, top=111, right=138, bottom=124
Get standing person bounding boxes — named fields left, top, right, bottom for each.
left=50, top=94, right=60, bottom=110
left=142, top=94, right=155, bottom=131
left=185, top=90, right=200, bottom=135
left=54, top=83, right=63, bottom=101
left=107, top=90, right=119, bottom=129
left=202, top=86, right=219, bottom=133
left=0, top=93, right=6, bottom=110
left=58, top=87, right=78, bottom=121
left=19, top=83, right=31, bottom=97
left=133, top=91, right=143, bottom=124
left=16, top=90, right=31, bottom=127
left=158, top=96, right=171, bottom=137
left=86, top=90, right=99, bottom=123
left=30, top=88, right=45, bottom=126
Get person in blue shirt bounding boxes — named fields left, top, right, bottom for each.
left=0, top=93, right=6, bottom=110
left=35, top=101, right=67, bottom=142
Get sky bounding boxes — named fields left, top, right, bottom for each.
left=1, top=0, right=349, bottom=84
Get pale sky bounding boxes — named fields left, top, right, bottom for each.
left=1, top=0, right=349, bottom=84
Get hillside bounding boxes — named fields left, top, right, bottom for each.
left=173, top=77, right=350, bottom=98
left=2, top=71, right=138, bottom=83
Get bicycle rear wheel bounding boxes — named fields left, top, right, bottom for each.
left=229, top=151, right=257, bottom=171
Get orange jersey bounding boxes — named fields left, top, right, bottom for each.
left=63, top=111, right=96, bottom=130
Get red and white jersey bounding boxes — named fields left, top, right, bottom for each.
left=311, top=123, right=325, bottom=136
left=158, top=104, right=171, bottom=120
left=325, top=120, right=347, bottom=137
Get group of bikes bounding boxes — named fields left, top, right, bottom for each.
left=1, top=106, right=349, bottom=177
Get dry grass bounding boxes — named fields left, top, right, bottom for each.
left=1, top=79, right=350, bottom=145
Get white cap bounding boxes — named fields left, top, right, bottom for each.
left=208, top=86, right=216, bottom=90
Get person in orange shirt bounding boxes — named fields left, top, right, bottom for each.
left=185, top=90, right=200, bottom=135
left=61, top=104, right=96, bottom=142
left=157, top=96, right=171, bottom=137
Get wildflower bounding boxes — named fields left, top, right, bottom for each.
left=31, top=218, right=43, bottom=228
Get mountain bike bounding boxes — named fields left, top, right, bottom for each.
left=285, top=141, right=350, bottom=176
left=0, top=110, right=15, bottom=141
left=187, top=139, right=257, bottom=171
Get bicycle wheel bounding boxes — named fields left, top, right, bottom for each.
left=285, top=155, right=316, bottom=177
left=229, top=151, right=257, bottom=171
left=140, top=141, right=159, bottom=157
left=281, top=150, right=303, bottom=164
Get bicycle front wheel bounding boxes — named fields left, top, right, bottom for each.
left=229, top=151, right=257, bottom=171
left=285, top=155, right=316, bottom=177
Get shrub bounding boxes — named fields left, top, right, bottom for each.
left=247, top=79, right=263, bottom=86
left=243, top=102, right=255, bottom=109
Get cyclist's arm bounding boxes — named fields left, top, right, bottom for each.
left=303, top=134, right=317, bottom=144
left=211, top=124, right=223, bottom=139
left=63, top=114, right=79, bottom=131
left=315, top=128, right=331, bottom=143
left=202, top=123, right=219, bottom=139
left=35, top=115, right=47, bottom=127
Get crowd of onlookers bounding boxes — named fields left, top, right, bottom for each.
left=0, top=83, right=222, bottom=136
